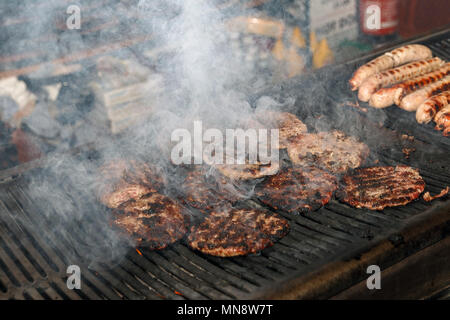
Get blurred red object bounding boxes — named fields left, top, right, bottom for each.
left=398, top=0, right=450, bottom=38
left=360, top=0, right=399, bottom=36
left=11, top=129, right=41, bottom=163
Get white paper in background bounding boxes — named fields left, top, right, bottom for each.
left=309, top=0, right=359, bottom=48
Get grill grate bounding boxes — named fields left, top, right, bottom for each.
left=0, top=31, right=449, bottom=300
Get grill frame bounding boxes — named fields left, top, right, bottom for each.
left=0, top=30, right=449, bottom=300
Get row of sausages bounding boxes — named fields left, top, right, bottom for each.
left=349, top=44, right=450, bottom=136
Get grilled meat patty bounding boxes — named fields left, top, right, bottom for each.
left=287, top=130, right=369, bottom=174
left=256, top=111, right=308, bottom=148
left=187, top=207, right=289, bottom=257
left=336, top=165, right=425, bottom=210
left=255, top=166, right=338, bottom=214
left=98, top=159, right=165, bottom=208
left=181, top=168, right=242, bottom=212
left=214, top=161, right=280, bottom=180
left=101, top=184, right=156, bottom=209
left=202, top=114, right=281, bottom=180
left=112, top=193, right=187, bottom=249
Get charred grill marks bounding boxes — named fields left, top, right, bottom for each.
left=187, top=208, right=290, bottom=257
left=98, top=159, right=165, bottom=209
left=337, top=166, right=425, bottom=210
left=287, top=130, right=370, bottom=174
left=112, top=193, right=187, bottom=249
left=181, top=168, right=242, bottom=212
left=255, top=166, right=338, bottom=214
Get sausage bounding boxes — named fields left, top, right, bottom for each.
left=436, top=112, right=450, bottom=136
left=434, top=104, right=450, bottom=135
left=398, top=75, right=450, bottom=112
left=370, top=62, right=450, bottom=108
left=393, top=63, right=450, bottom=105
left=350, top=55, right=395, bottom=91
left=416, top=91, right=450, bottom=124
left=434, top=104, right=450, bottom=123
left=444, top=127, right=450, bottom=136
left=349, top=44, right=433, bottom=91
left=358, top=57, right=444, bottom=102
left=369, top=87, right=400, bottom=108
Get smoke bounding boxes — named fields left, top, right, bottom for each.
left=138, top=0, right=258, bottom=124
left=9, top=0, right=406, bottom=269
left=12, top=0, right=273, bottom=268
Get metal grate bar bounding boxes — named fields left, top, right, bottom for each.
left=158, top=249, right=236, bottom=299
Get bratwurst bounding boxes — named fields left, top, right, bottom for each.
left=416, top=90, right=450, bottom=124
left=399, top=75, right=450, bottom=111
left=358, top=57, right=444, bottom=102
left=434, top=104, right=450, bottom=136
left=369, top=63, right=450, bottom=108
left=349, top=44, right=432, bottom=91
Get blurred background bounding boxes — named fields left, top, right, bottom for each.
left=0, top=0, right=449, bottom=170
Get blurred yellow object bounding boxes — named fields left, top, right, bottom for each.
left=286, top=47, right=305, bottom=78
left=312, top=38, right=334, bottom=69
left=291, top=27, right=306, bottom=48
left=225, top=16, right=313, bottom=78
left=310, top=31, right=318, bottom=53
left=227, top=16, right=284, bottom=38
left=272, top=38, right=285, bottom=61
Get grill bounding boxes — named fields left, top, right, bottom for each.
left=0, top=30, right=449, bottom=300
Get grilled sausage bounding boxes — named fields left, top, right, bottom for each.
left=358, top=57, right=444, bottom=102
left=416, top=91, right=450, bottom=124
left=370, top=63, right=450, bottom=108
left=393, top=63, right=450, bottom=105
left=434, top=104, right=450, bottom=136
left=398, top=75, right=450, bottom=112
left=349, top=44, right=433, bottom=91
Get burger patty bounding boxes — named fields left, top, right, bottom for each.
left=257, top=111, right=308, bottom=148
left=336, top=165, right=426, bottom=210
left=287, top=130, right=369, bottom=174
left=112, top=193, right=187, bottom=249
left=100, top=159, right=166, bottom=189
left=101, top=184, right=156, bottom=209
left=187, top=207, right=289, bottom=257
left=214, top=161, right=280, bottom=180
left=202, top=114, right=281, bottom=180
left=181, top=168, right=242, bottom=212
left=255, top=166, right=338, bottom=213
left=98, top=159, right=165, bottom=208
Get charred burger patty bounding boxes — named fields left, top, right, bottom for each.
left=112, top=193, right=187, bottom=249
left=181, top=168, right=242, bottom=212
left=336, top=165, right=425, bottom=210
left=98, top=159, right=165, bottom=208
left=187, top=207, right=289, bottom=257
left=257, top=111, right=308, bottom=148
left=101, top=184, right=156, bottom=209
left=287, top=130, right=369, bottom=174
left=214, top=161, right=280, bottom=180
left=255, top=166, right=338, bottom=214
